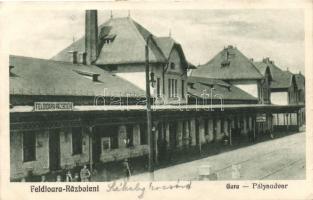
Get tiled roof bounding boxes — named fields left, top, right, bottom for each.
left=255, top=58, right=294, bottom=89
left=253, top=62, right=268, bottom=76
left=10, top=55, right=145, bottom=97
left=187, top=76, right=257, bottom=101
left=52, top=17, right=167, bottom=65
left=190, top=46, right=263, bottom=80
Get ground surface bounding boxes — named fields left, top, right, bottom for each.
left=124, top=132, right=305, bottom=181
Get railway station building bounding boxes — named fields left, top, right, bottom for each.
left=9, top=10, right=305, bottom=180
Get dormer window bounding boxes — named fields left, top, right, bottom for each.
left=73, top=69, right=100, bottom=82
left=221, top=60, right=230, bottom=67
left=170, top=62, right=175, bottom=69
left=102, top=34, right=116, bottom=45
left=221, top=47, right=235, bottom=67
left=104, top=39, right=111, bottom=44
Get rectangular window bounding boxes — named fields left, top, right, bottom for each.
left=168, top=78, right=171, bottom=98
left=140, top=124, right=148, bottom=145
left=240, top=118, right=244, bottom=129
left=72, top=127, right=82, bottom=155
left=174, top=79, right=178, bottom=97
left=182, top=80, right=185, bottom=98
left=101, top=137, right=111, bottom=151
left=157, top=78, right=161, bottom=97
left=23, top=131, right=36, bottom=162
left=170, top=62, right=175, bottom=69
left=221, top=118, right=224, bottom=133
left=171, top=79, right=174, bottom=98
left=204, top=119, right=208, bottom=135
left=246, top=116, right=250, bottom=130
left=126, top=125, right=134, bottom=147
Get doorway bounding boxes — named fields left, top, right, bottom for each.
left=169, top=122, right=177, bottom=149
left=49, top=129, right=61, bottom=171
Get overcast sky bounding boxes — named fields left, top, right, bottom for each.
left=8, top=9, right=304, bottom=73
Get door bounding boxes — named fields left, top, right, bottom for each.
left=92, top=129, right=101, bottom=163
left=49, top=129, right=60, bottom=171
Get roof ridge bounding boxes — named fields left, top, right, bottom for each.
left=128, top=18, right=150, bottom=47
left=129, top=18, right=167, bottom=62
left=157, top=36, right=171, bottom=39
left=234, top=48, right=263, bottom=78
left=202, top=49, right=223, bottom=66
left=268, top=61, right=284, bottom=72
left=152, top=36, right=168, bottom=61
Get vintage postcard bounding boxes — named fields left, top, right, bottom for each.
left=0, top=1, right=312, bottom=200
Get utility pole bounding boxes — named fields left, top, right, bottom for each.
left=145, top=35, right=154, bottom=181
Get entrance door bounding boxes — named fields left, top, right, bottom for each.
left=49, top=129, right=60, bottom=171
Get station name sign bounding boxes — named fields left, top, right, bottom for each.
left=34, top=102, right=73, bottom=112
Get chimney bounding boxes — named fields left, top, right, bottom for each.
left=85, top=10, right=98, bottom=65
left=92, top=74, right=100, bottom=82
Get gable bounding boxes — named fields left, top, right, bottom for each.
left=167, top=47, right=186, bottom=74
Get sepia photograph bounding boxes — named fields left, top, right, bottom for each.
left=1, top=1, right=312, bottom=199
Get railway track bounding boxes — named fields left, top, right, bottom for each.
left=206, top=138, right=304, bottom=180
